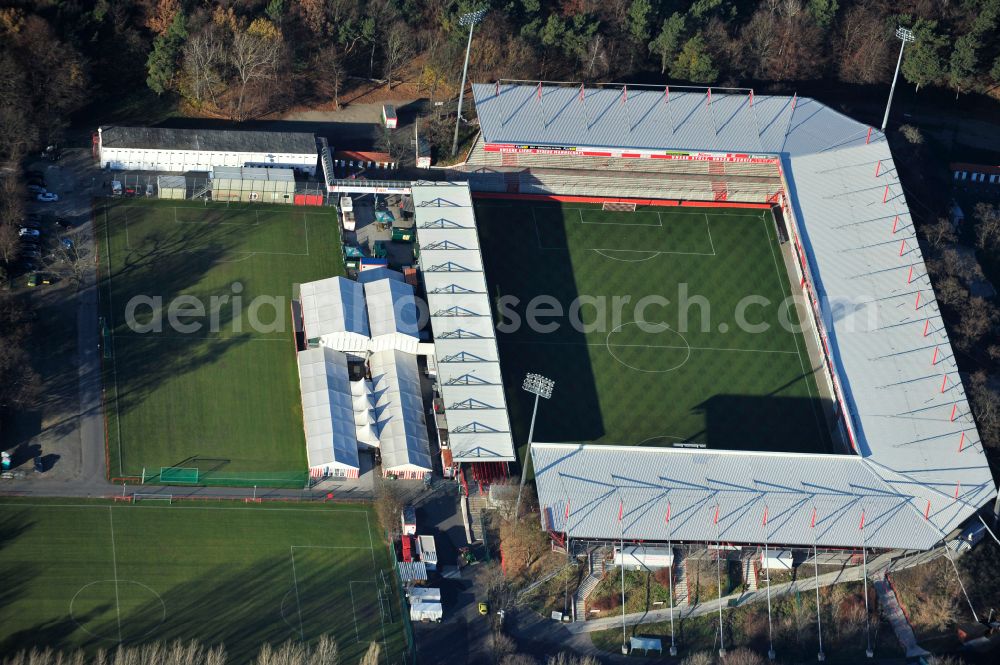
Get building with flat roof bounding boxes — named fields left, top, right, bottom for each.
left=96, top=126, right=317, bottom=175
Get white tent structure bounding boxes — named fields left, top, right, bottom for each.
left=364, top=278, right=421, bottom=354
left=299, top=277, right=370, bottom=357
left=411, top=183, right=516, bottom=463
left=370, top=349, right=433, bottom=478
left=297, top=347, right=361, bottom=479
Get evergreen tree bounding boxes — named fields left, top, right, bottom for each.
left=672, top=33, right=718, bottom=83
left=901, top=19, right=948, bottom=92
left=146, top=11, right=186, bottom=95
left=948, top=34, right=979, bottom=97
left=649, top=13, right=685, bottom=74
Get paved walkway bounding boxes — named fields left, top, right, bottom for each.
left=875, top=574, right=930, bottom=659
left=562, top=563, right=869, bottom=635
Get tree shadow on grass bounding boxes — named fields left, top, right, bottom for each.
left=0, top=551, right=403, bottom=665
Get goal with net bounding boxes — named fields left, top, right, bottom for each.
left=601, top=201, right=637, bottom=212
left=133, top=494, right=173, bottom=503
left=156, top=467, right=200, bottom=484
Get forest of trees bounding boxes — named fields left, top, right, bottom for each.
left=0, top=0, right=999, bottom=154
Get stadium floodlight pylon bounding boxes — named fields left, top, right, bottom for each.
left=451, top=7, right=488, bottom=156
left=514, top=373, right=555, bottom=522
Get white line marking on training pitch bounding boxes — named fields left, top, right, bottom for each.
left=289, top=547, right=306, bottom=640
left=108, top=507, right=123, bottom=643
left=348, top=581, right=365, bottom=642
left=499, top=339, right=800, bottom=355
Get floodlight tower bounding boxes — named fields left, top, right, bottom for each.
left=451, top=7, right=488, bottom=156
left=514, top=372, right=555, bottom=522
left=881, top=26, right=916, bottom=132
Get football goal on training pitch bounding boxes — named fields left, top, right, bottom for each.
left=150, top=467, right=200, bottom=484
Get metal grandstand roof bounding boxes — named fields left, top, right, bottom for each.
left=369, top=349, right=433, bottom=473
left=412, top=182, right=516, bottom=462
left=297, top=348, right=360, bottom=472
left=472, top=83, right=870, bottom=158
left=475, top=83, right=996, bottom=549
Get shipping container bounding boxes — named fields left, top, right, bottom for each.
left=408, top=587, right=441, bottom=603
left=401, top=505, right=417, bottom=535
left=416, top=535, right=438, bottom=570
left=382, top=105, right=398, bottom=129
left=613, top=546, right=674, bottom=570
left=409, top=602, right=442, bottom=622
left=759, top=550, right=793, bottom=570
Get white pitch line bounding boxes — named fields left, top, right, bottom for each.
left=0, top=503, right=373, bottom=514
left=704, top=214, right=717, bottom=255
left=348, top=582, right=362, bottom=642
left=499, top=339, right=800, bottom=355
left=289, top=547, right=306, bottom=640
left=108, top=508, right=123, bottom=644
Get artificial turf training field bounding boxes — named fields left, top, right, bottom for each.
left=0, top=500, right=405, bottom=663
left=97, top=200, right=344, bottom=483
left=476, top=199, right=834, bottom=454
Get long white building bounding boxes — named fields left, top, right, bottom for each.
left=96, top=126, right=318, bottom=175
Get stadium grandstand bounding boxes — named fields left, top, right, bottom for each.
left=463, top=81, right=997, bottom=554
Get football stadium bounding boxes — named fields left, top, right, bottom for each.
left=452, top=81, right=996, bottom=555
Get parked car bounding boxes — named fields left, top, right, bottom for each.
left=60, top=238, right=73, bottom=250
left=27, top=182, right=45, bottom=191
left=55, top=217, right=71, bottom=229
left=36, top=192, right=58, bottom=202
left=19, top=227, right=40, bottom=238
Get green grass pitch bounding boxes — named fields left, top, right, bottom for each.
left=0, top=499, right=406, bottom=663
left=475, top=199, right=833, bottom=456
left=96, top=200, right=345, bottom=482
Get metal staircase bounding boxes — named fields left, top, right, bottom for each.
left=573, top=552, right=603, bottom=621
left=674, top=549, right=689, bottom=606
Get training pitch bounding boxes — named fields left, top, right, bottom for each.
left=476, top=199, right=833, bottom=455
left=0, top=500, right=405, bottom=662
left=96, top=200, right=344, bottom=483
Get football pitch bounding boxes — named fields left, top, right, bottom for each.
left=0, top=500, right=405, bottom=663
left=476, top=199, right=834, bottom=455
left=96, top=200, right=345, bottom=483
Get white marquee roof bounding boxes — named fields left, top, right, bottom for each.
left=300, top=277, right=369, bottom=341
left=370, top=349, right=433, bottom=473
left=474, top=82, right=996, bottom=549
left=364, top=278, right=421, bottom=339
left=297, top=348, right=361, bottom=471
left=412, top=182, right=516, bottom=462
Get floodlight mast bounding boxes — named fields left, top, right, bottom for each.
left=451, top=8, right=488, bottom=156
left=881, top=27, right=915, bottom=132
left=514, top=373, right=555, bottom=522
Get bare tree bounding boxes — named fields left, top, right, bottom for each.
left=373, top=474, right=404, bottom=538
left=955, top=296, right=998, bottom=351
left=229, top=24, right=283, bottom=120
left=182, top=27, right=226, bottom=109
left=546, top=654, right=601, bottom=665
left=974, top=203, right=1000, bottom=253
left=383, top=22, right=412, bottom=89
left=0, top=220, right=19, bottom=268
left=969, top=371, right=1000, bottom=449
left=500, top=655, right=538, bottom=665
left=46, top=236, right=96, bottom=288
left=919, top=217, right=957, bottom=251
left=489, top=633, right=516, bottom=664
left=680, top=653, right=714, bottom=665
left=358, top=642, right=380, bottom=665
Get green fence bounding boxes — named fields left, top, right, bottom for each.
left=145, top=467, right=309, bottom=489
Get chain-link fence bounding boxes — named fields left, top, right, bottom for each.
left=99, top=172, right=331, bottom=204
